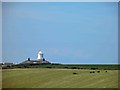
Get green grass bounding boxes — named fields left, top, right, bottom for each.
left=10, top=64, right=120, bottom=70
left=2, top=69, right=118, bottom=88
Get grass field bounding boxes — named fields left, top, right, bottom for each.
left=2, top=69, right=118, bottom=88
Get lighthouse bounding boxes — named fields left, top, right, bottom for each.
left=37, top=51, right=43, bottom=61
left=21, top=50, right=51, bottom=64
left=20, top=50, right=51, bottom=65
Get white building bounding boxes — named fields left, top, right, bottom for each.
left=21, top=50, right=50, bottom=64
left=37, top=51, right=43, bottom=60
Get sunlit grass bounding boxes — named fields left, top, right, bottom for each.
left=2, top=68, right=118, bottom=88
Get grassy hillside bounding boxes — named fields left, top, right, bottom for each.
left=3, top=64, right=120, bottom=70
left=2, top=69, right=118, bottom=88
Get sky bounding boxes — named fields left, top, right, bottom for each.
left=2, top=2, right=118, bottom=64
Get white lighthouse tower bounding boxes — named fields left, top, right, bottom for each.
left=37, top=51, right=43, bottom=61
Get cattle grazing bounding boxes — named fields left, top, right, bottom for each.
left=90, top=71, right=95, bottom=73
left=97, top=71, right=100, bottom=73
left=73, top=72, right=77, bottom=74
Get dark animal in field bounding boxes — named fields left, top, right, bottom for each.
left=73, top=72, right=77, bottom=74
left=90, top=71, right=95, bottom=73
left=105, top=71, right=107, bottom=72
left=97, top=71, right=100, bottom=73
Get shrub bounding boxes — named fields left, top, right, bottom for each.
left=64, top=67, right=68, bottom=68
left=71, top=67, right=77, bottom=69
left=46, top=66, right=52, bottom=68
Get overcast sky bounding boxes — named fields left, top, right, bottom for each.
left=2, top=2, right=118, bottom=64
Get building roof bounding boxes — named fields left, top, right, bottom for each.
left=21, top=59, right=51, bottom=64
